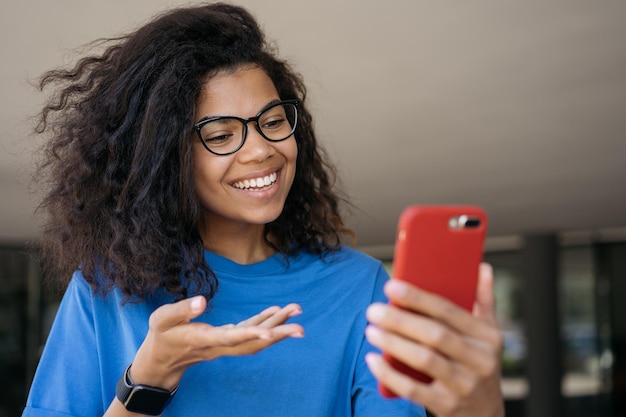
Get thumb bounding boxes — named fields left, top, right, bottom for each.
left=473, top=262, right=498, bottom=325
left=149, top=295, right=207, bottom=331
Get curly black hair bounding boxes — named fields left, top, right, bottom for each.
left=34, top=3, right=354, bottom=302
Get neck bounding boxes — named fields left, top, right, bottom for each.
left=199, top=219, right=275, bottom=265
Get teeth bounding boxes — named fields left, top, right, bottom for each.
left=233, top=172, right=278, bottom=190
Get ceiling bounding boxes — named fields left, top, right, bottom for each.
left=2, top=1, right=626, bottom=255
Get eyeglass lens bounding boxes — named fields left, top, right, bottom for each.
left=197, top=102, right=297, bottom=155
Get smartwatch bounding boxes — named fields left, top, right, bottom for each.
left=115, top=364, right=178, bottom=416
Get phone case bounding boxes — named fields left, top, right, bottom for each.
left=379, top=205, right=488, bottom=398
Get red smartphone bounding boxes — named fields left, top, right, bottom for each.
left=379, top=205, right=488, bottom=398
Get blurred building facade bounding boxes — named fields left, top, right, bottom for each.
left=1, top=235, right=626, bottom=417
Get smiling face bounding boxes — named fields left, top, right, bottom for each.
left=192, top=65, right=298, bottom=238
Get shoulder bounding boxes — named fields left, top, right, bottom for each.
left=61, top=270, right=149, bottom=311
left=57, top=270, right=117, bottom=316
left=63, top=270, right=96, bottom=302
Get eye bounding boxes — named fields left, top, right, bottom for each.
left=204, top=132, right=234, bottom=144
left=259, top=106, right=289, bottom=130
left=262, top=117, right=286, bottom=130
left=199, top=118, right=241, bottom=147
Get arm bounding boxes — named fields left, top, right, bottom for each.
left=365, top=263, right=505, bottom=417
left=104, top=296, right=303, bottom=417
left=23, top=273, right=303, bottom=417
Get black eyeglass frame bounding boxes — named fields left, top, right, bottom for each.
left=193, top=99, right=300, bottom=156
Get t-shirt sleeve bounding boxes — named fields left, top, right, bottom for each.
left=22, top=272, right=107, bottom=417
left=351, top=263, right=426, bottom=417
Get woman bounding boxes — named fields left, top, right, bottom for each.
left=24, top=3, right=503, bottom=416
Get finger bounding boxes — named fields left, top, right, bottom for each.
left=149, top=295, right=207, bottom=331
left=236, top=306, right=282, bottom=327
left=258, top=303, right=302, bottom=328
left=365, top=352, right=432, bottom=404
left=204, top=321, right=304, bottom=347
left=472, top=262, right=499, bottom=325
left=208, top=323, right=305, bottom=359
left=366, top=324, right=496, bottom=399
left=367, top=302, right=465, bottom=355
left=365, top=325, right=451, bottom=381
left=267, top=323, right=305, bottom=340
left=384, top=279, right=498, bottom=344
left=195, top=323, right=275, bottom=347
left=236, top=323, right=305, bottom=349
left=365, top=352, right=466, bottom=415
left=366, top=302, right=497, bottom=374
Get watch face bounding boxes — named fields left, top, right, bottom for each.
left=126, top=386, right=171, bottom=416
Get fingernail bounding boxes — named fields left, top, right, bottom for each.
left=366, top=304, right=385, bottom=322
left=288, top=309, right=302, bottom=317
left=386, top=280, right=407, bottom=297
left=365, top=325, right=382, bottom=342
left=190, top=296, right=204, bottom=312
left=364, top=352, right=381, bottom=369
left=291, top=331, right=305, bottom=338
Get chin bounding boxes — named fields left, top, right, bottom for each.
left=250, top=211, right=284, bottom=226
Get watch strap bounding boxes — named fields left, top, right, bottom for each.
left=115, top=364, right=178, bottom=416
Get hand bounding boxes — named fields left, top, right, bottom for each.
left=365, top=263, right=504, bottom=417
left=130, top=296, right=304, bottom=390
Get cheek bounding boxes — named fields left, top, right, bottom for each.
left=192, top=147, right=224, bottom=193
left=286, top=137, right=298, bottom=166
left=290, top=137, right=300, bottom=177
left=283, top=139, right=298, bottom=187
left=192, top=149, right=207, bottom=188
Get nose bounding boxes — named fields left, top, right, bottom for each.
left=237, top=122, right=275, bottom=162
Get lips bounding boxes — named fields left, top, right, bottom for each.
left=232, top=171, right=278, bottom=190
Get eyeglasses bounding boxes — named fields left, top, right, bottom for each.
left=194, top=99, right=299, bottom=155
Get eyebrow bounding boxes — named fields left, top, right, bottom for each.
left=195, top=99, right=282, bottom=124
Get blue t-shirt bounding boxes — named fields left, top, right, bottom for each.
left=23, top=247, right=425, bottom=416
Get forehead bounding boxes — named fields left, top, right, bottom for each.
left=196, top=66, right=280, bottom=119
